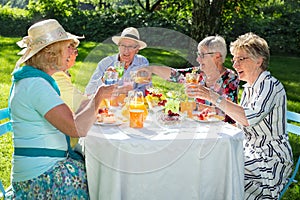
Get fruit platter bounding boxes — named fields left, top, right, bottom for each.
left=145, top=88, right=167, bottom=110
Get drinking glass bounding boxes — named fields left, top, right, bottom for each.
left=114, top=61, right=125, bottom=78
left=128, top=90, right=148, bottom=120
left=122, top=76, right=134, bottom=86
left=185, top=73, right=200, bottom=84
left=130, top=69, right=151, bottom=84
left=104, top=71, right=118, bottom=85
left=185, top=73, right=200, bottom=102
left=180, top=101, right=196, bottom=118
left=129, top=109, right=144, bottom=128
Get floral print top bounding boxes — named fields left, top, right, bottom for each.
left=169, top=67, right=239, bottom=123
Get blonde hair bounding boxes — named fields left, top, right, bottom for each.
left=25, top=39, right=77, bottom=72
left=230, top=32, right=270, bottom=71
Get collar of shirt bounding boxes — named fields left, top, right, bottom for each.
left=242, top=71, right=271, bottom=90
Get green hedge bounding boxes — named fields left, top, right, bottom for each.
left=0, top=4, right=299, bottom=56
left=0, top=6, right=30, bottom=37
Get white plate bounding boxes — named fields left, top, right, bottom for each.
left=94, top=120, right=123, bottom=126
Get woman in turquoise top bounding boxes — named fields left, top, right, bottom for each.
left=9, top=19, right=116, bottom=199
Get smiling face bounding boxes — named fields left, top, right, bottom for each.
left=232, top=49, right=263, bottom=85
left=118, top=38, right=139, bottom=68
left=230, top=32, right=270, bottom=85
left=60, top=40, right=78, bottom=71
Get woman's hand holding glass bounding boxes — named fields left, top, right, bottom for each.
left=103, top=61, right=125, bottom=86
left=116, top=76, right=134, bottom=95
left=185, top=83, right=209, bottom=100
left=185, top=73, right=200, bottom=84
left=103, top=70, right=118, bottom=85
left=184, top=72, right=200, bottom=102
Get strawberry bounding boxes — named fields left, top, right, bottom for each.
left=198, top=114, right=205, bottom=120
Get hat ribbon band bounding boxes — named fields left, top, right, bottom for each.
left=123, top=34, right=139, bottom=40
left=17, top=28, right=68, bottom=49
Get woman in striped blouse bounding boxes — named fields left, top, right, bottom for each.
left=186, top=32, right=293, bottom=199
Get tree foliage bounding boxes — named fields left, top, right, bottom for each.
left=0, top=0, right=299, bottom=55
left=27, top=0, right=79, bottom=18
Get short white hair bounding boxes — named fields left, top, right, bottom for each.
left=198, top=35, right=227, bottom=63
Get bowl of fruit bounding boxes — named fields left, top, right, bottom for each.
left=154, top=99, right=185, bottom=129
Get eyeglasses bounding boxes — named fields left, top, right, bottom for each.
left=196, top=52, right=216, bottom=59
left=118, top=44, right=138, bottom=51
left=231, top=57, right=249, bottom=64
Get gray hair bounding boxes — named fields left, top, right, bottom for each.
left=198, top=35, right=227, bottom=63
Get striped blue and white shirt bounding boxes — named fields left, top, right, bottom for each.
left=238, top=71, right=293, bottom=198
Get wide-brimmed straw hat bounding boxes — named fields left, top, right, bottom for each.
left=16, top=19, right=83, bottom=67
left=112, top=27, right=147, bottom=50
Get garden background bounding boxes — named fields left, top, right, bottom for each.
left=0, top=0, right=299, bottom=199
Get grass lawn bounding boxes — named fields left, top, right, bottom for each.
left=0, top=36, right=299, bottom=199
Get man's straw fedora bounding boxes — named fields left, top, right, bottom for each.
left=112, top=27, right=147, bottom=50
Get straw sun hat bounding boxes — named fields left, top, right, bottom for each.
left=16, top=19, right=83, bottom=68
left=112, top=27, right=147, bottom=50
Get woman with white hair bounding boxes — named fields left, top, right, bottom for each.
left=145, top=35, right=239, bottom=123
left=9, top=19, right=116, bottom=199
left=186, top=32, right=293, bottom=199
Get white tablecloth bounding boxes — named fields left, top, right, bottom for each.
left=84, top=117, right=245, bottom=200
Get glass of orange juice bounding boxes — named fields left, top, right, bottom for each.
left=180, top=101, right=196, bottom=118
left=130, top=109, right=144, bottom=128
left=186, top=73, right=200, bottom=84
left=128, top=91, right=148, bottom=120
left=185, top=73, right=200, bottom=102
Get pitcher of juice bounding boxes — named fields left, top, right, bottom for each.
left=128, top=90, right=148, bottom=120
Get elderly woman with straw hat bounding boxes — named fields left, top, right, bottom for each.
left=85, top=27, right=151, bottom=96
left=9, top=19, right=116, bottom=199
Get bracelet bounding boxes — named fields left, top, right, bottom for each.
left=215, top=96, right=223, bottom=108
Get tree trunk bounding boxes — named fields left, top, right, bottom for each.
left=136, top=0, right=164, bottom=12
left=192, top=0, right=225, bottom=42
